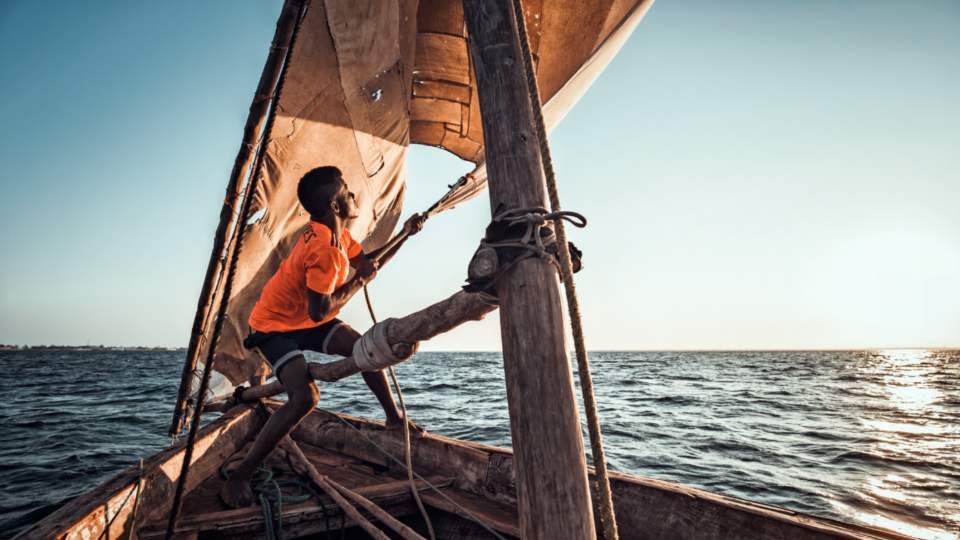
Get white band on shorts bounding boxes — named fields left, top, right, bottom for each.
left=273, top=349, right=303, bottom=374
left=322, top=322, right=346, bottom=355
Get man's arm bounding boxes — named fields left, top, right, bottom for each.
left=359, top=213, right=426, bottom=269
left=307, top=256, right=377, bottom=323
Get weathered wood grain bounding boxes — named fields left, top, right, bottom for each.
left=419, top=487, right=520, bottom=538
left=385, top=290, right=498, bottom=346
left=283, top=437, right=392, bottom=540
left=138, top=475, right=452, bottom=540
left=13, top=407, right=259, bottom=540
left=462, top=0, right=597, bottom=538
left=291, top=406, right=915, bottom=540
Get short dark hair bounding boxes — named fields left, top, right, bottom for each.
left=297, top=166, right=344, bottom=216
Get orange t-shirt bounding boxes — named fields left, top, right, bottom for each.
left=249, top=221, right=363, bottom=333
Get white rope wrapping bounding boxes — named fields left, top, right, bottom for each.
left=353, top=318, right=403, bottom=371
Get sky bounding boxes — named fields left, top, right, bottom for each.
left=0, top=0, right=958, bottom=350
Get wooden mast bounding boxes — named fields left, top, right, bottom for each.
left=461, top=1, right=597, bottom=538
left=168, top=0, right=301, bottom=437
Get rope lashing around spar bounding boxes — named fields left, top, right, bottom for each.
left=464, top=207, right=586, bottom=294
left=485, top=207, right=586, bottom=260
left=352, top=318, right=410, bottom=372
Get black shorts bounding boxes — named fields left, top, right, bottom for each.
left=243, top=318, right=345, bottom=375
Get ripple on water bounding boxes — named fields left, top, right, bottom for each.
left=0, top=349, right=957, bottom=540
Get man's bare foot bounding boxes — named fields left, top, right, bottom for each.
left=220, top=477, right=256, bottom=508
left=385, top=417, right=427, bottom=438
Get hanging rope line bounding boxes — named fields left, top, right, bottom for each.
left=94, top=459, right=145, bottom=540
left=333, top=412, right=508, bottom=540
left=126, top=459, right=144, bottom=540
left=510, top=1, right=620, bottom=538
left=362, top=285, right=437, bottom=540
left=163, top=3, right=312, bottom=540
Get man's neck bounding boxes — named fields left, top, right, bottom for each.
left=311, top=213, right=344, bottom=238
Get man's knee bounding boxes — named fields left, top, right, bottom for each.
left=278, top=357, right=320, bottom=414
left=289, top=382, right=321, bottom=413
left=327, top=325, right=361, bottom=357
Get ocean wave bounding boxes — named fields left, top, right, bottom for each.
left=2, top=349, right=957, bottom=540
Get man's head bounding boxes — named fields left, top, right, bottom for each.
left=297, top=166, right=359, bottom=220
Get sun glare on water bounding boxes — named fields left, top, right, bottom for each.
left=827, top=350, right=959, bottom=540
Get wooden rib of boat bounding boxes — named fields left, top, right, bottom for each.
left=14, top=401, right=916, bottom=540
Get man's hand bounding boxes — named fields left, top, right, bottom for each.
left=402, top=213, right=427, bottom=236
left=356, top=257, right=378, bottom=283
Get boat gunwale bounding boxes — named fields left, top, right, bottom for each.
left=12, top=406, right=260, bottom=540
left=13, top=401, right=922, bottom=540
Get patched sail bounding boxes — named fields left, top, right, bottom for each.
left=187, top=0, right=655, bottom=395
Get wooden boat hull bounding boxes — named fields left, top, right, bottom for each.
left=14, top=403, right=917, bottom=540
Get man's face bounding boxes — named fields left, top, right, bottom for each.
left=335, top=178, right=360, bottom=220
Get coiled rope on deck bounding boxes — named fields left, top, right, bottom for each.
left=362, top=286, right=437, bottom=540
left=219, top=457, right=337, bottom=540
left=510, top=1, right=620, bottom=538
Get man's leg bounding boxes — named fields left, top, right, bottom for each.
left=325, top=324, right=425, bottom=437
left=221, top=357, right=320, bottom=508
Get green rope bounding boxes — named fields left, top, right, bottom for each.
left=220, top=457, right=314, bottom=540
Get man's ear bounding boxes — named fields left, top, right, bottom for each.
left=329, top=199, right=340, bottom=214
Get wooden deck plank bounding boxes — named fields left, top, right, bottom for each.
left=419, top=487, right=520, bottom=539
left=138, top=477, right=452, bottom=540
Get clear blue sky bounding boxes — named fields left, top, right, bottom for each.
left=1, top=0, right=958, bottom=349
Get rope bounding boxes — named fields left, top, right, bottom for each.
left=333, top=413, right=508, bottom=540
left=126, top=459, right=144, bottom=540
left=94, top=459, right=145, bottom=540
left=284, top=453, right=344, bottom=540
left=363, top=286, right=436, bottom=540
left=163, top=3, right=312, bottom=540
left=510, top=1, right=619, bottom=538
left=220, top=457, right=319, bottom=540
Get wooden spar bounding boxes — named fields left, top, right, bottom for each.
left=323, top=476, right=427, bottom=540
left=168, top=0, right=302, bottom=437
left=282, top=437, right=393, bottom=540
left=461, top=1, right=597, bottom=538
left=205, top=290, right=499, bottom=406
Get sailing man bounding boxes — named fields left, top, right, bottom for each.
left=222, top=166, right=426, bottom=508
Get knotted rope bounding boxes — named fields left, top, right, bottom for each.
left=511, top=0, right=620, bottom=538
left=478, top=207, right=586, bottom=286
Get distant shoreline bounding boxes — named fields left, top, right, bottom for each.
left=2, top=346, right=956, bottom=353
left=0, top=345, right=186, bottom=351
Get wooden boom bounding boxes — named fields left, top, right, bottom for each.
left=204, top=290, right=499, bottom=406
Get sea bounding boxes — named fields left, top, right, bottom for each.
left=0, top=349, right=957, bottom=540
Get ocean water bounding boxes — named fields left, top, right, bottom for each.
left=0, top=349, right=956, bottom=540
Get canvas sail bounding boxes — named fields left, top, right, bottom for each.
left=186, top=0, right=655, bottom=400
